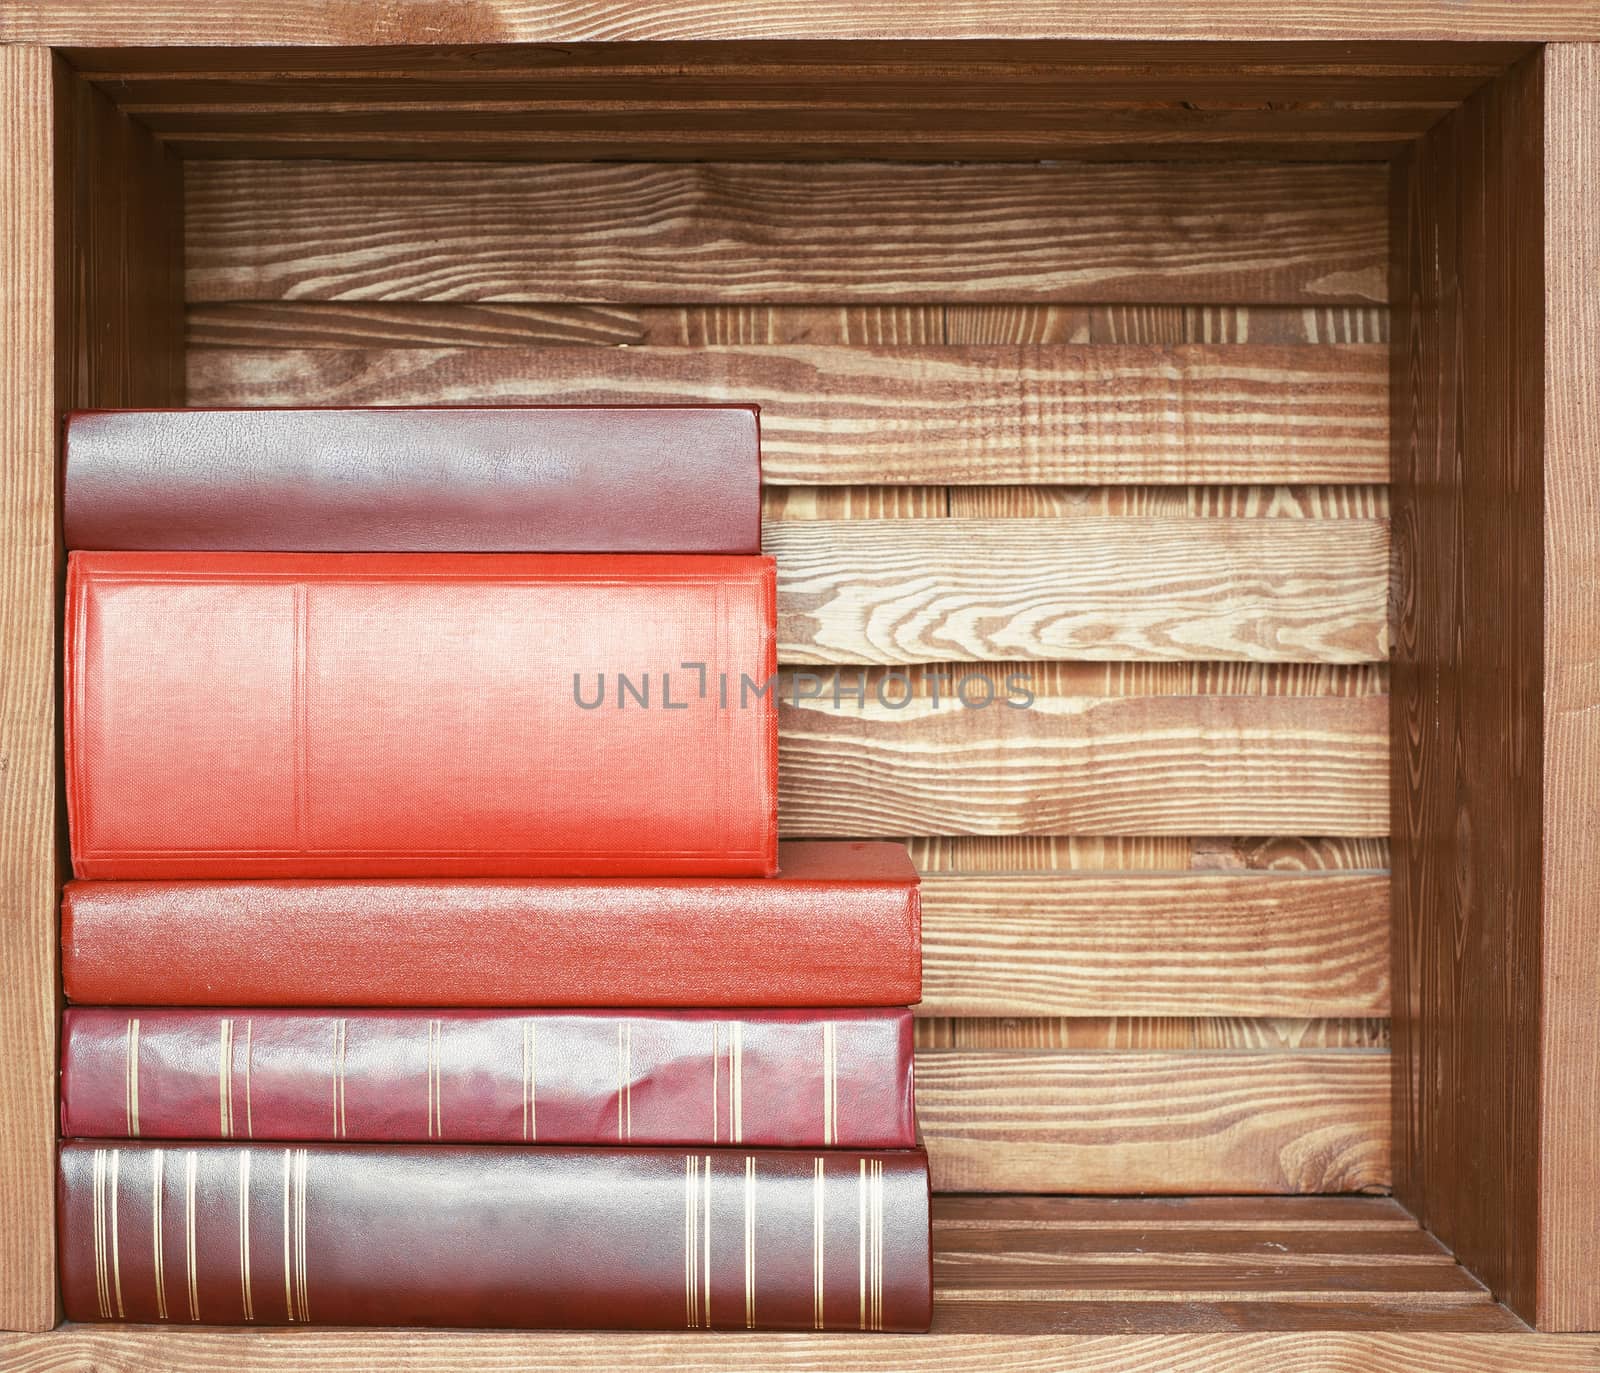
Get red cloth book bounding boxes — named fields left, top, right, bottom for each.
left=61, top=1007, right=916, bottom=1147
left=59, top=1141, right=932, bottom=1331
left=61, top=842, right=921, bottom=1007
left=63, top=406, right=761, bottom=554
left=66, top=551, right=777, bottom=879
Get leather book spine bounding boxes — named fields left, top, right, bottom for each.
left=60, top=842, right=922, bottom=1008
left=63, top=406, right=762, bottom=554
left=59, top=1141, right=933, bottom=1331
left=66, top=551, right=777, bottom=879
left=61, top=1007, right=916, bottom=1147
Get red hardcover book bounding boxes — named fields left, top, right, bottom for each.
left=60, top=1141, right=931, bottom=1331
left=66, top=551, right=776, bottom=879
left=61, top=1007, right=916, bottom=1147
left=63, top=406, right=761, bottom=554
left=61, top=842, right=921, bottom=1007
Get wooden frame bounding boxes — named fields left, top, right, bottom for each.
left=2, top=12, right=1598, bottom=1368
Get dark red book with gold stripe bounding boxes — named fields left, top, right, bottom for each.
left=61, top=1007, right=916, bottom=1147
left=66, top=551, right=777, bottom=879
left=60, top=843, right=921, bottom=1008
left=58, top=1142, right=933, bottom=1331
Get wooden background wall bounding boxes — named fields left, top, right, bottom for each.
left=182, top=156, right=1392, bottom=1195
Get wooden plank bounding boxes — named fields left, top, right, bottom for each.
left=0, top=58, right=186, bottom=1335
left=905, top=833, right=1391, bottom=875
left=13, top=1326, right=1600, bottom=1372
left=913, top=1018, right=1390, bottom=1051
left=188, top=343, right=1391, bottom=486
left=0, top=45, right=59, bottom=1337
left=186, top=302, right=1388, bottom=350
left=771, top=518, right=1388, bottom=664
left=932, top=1196, right=1420, bottom=1229
left=5, top=2, right=1595, bottom=42
left=185, top=160, right=1389, bottom=305
left=947, top=485, right=1389, bottom=518
left=915, top=1050, right=1388, bottom=1193
left=1538, top=42, right=1600, bottom=1336
left=779, top=692, right=1389, bottom=836
left=920, top=872, right=1388, bottom=1018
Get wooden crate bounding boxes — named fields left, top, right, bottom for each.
left=2, top=7, right=1598, bottom=1369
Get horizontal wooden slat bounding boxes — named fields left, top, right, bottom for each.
left=914, top=1018, right=1391, bottom=1051
left=932, top=1195, right=1419, bottom=1229
left=186, top=302, right=1389, bottom=349
left=944, top=485, right=1390, bottom=518
left=916, top=1050, right=1389, bottom=1192
left=920, top=872, right=1388, bottom=1017
left=186, top=160, right=1388, bottom=305
left=187, top=343, right=1390, bottom=485
left=771, top=518, right=1388, bottom=663
left=779, top=693, right=1389, bottom=835
left=907, top=834, right=1392, bottom=871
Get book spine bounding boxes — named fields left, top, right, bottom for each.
left=59, top=1142, right=932, bottom=1332
left=65, top=551, right=777, bottom=880
left=63, top=406, right=762, bottom=554
left=62, top=1008, right=916, bottom=1147
left=60, top=866, right=921, bottom=1008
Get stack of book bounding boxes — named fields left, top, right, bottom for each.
left=55, top=407, right=932, bottom=1332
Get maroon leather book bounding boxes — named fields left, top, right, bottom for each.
left=61, top=842, right=922, bottom=1007
left=66, top=551, right=777, bottom=879
left=59, top=1141, right=932, bottom=1331
left=61, top=1007, right=916, bottom=1147
left=63, top=406, right=761, bottom=554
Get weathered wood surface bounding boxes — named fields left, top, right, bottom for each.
left=188, top=343, right=1390, bottom=486
left=919, top=871, right=1388, bottom=1018
left=185, top=160, right=1389, bottom=305
left=779, top=692, right=1389, bottom=836
left=5, top=2, right=1594, bottom=41
left=919, top=1050, right=1387, bottom=1193
left=770, top=517, right=1387, bottom=663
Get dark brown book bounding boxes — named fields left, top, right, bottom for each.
left=59, top=1141, right=932, bottom=1331
left=63, top=406, right=761, bottom=553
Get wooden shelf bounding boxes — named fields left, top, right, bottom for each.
left=6, top=1196, right=1597, bottom=1370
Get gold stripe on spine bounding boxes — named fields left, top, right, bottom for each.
left=91, top=1148, right=108, bottom=1318
left=125, top=1018, right=141, bottom=1138
left=731, top=1024, right=743, bottom=1145
left=426, top=1019, right=442, bottom=1139
left=184, top=1151, right=199, bottom=1321
left=295, top=1149, right=309, bottom=1322
left=151, top=1151, right=168, bottom=1320
left=282, top=1150, right=295, bottom=1321
left=219, top=1018, right=234, bottom=1138
left=858, top=1159, right=867, bottom=1330
left=681, top=1152, right=694, bottom=1318
left=110, top=1149, right=125, bottom=1318
left=702, top=1153, right=711, bottom=1329
left=873, top=1159, right=884, bottom=1331
left=616, top=1022, right=632, bottom=1141
left=812, top=1158, right=825, bottom=1330
left=243, top=1019, right=255, bottom=1139
left=238, top=1152, right=255, bottom=1321
left=333, top=1018, right=347, bottom=1138
left=522, top=1020, right=536, bottom=1142
left=743, top=1156, right=755, bottom=1329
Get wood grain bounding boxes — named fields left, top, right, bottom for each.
left=913, top=1018, right=1390, bottom=1051
left=187, top=302, right=1389, bottom=350
left=771, top=517, right=1388, bottom=663
left=5, top=2, right=1595, bottom=42
left=779, top=692, right=1389, bottom=836
left=185, top=160, right=1389, bottom=305
left=916, top=1050, right=1388, bottom=1193
left=0, top=45, right=60, bottom=1337
left=14, top=1326, right=1600, bottom=1372
left=946, top=485, right=1389, bottom=518
left=188, top=343, right=1391, bottom=486
left=920, top=872, right=1388, bottom=1018
left=1537, top=42, right=1600, bottom=1336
